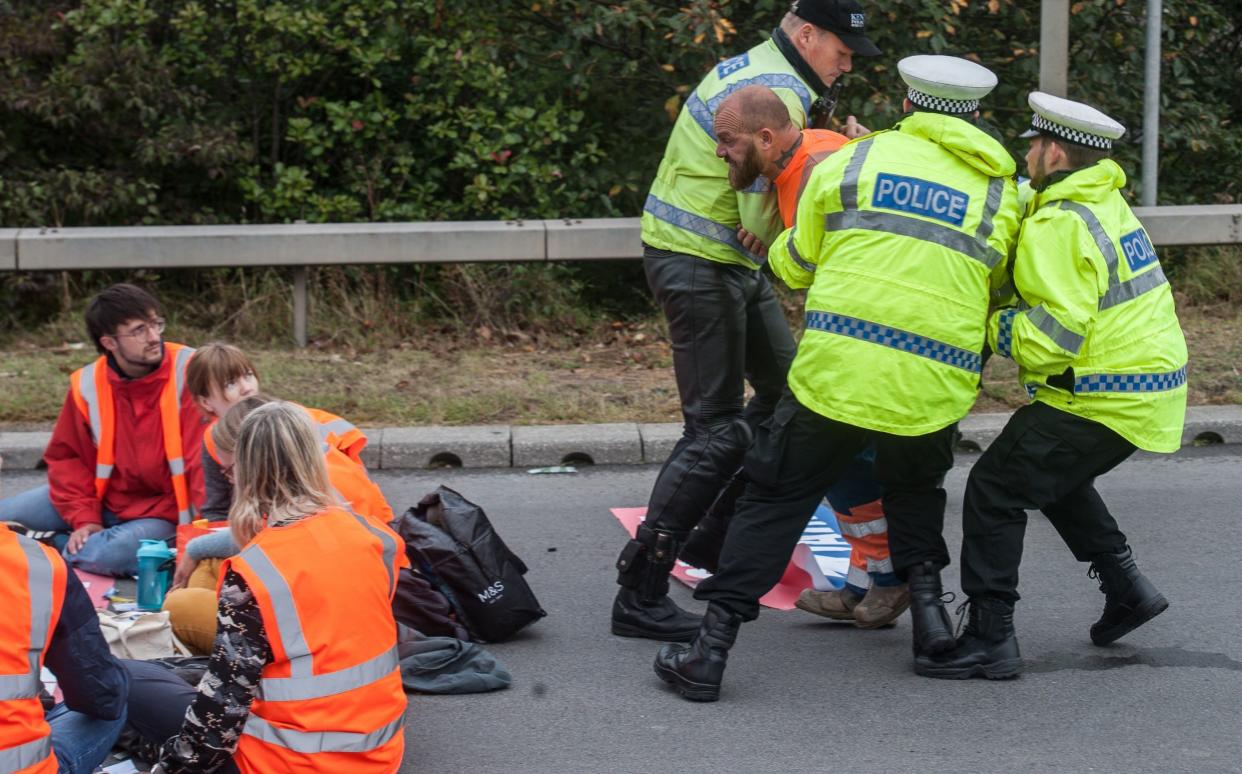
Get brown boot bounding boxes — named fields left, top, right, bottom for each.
left=854, top=583, right=910, bottom=629
left=795, top=587, right=862, bottom=621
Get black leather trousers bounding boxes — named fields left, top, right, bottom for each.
left=639, top=246, right=796, bottom=538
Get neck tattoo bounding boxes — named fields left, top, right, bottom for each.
left=775, top=134, right=803, bottom=172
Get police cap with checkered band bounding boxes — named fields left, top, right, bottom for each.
left=1019, top=91, right=1126, bottom=150
left=789, top=0, right=881, bottom=56
left=898, top=55, right=998, bottom=114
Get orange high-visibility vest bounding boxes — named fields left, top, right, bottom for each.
left=774, top=128, right=849, bottom=229
left=69, top=342, right=198, bottom=524
left=222, top=508, right=407, bottom=773
left=323, top=445, right=394, bottom=525
left=833, top=500, right=892, bottom=591
left=203, top=406, right=367, bottom=467
left=0, top=526, right=67, bottom=774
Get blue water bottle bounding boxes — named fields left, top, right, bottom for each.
left=136, top=539, right=176, bottom=611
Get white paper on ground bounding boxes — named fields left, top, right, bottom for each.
left=101, top=759, right=139, bottom=773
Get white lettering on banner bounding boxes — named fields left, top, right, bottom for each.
left=871, top=172, right=971, bottom=227
left=476, top=580, right=505, bottom=603
left=1120, top=228, right=1159, bottom=272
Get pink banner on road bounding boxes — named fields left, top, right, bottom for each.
left=73, top=569, right=115, bottom=609
left=609, top=506, right=848, bottom=611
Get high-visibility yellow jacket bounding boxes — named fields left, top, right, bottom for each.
left=768, top=111, right=1021, bottom=435
left=987, top=159, right=1188, bottom=452
left=642, top=38, right=813, bottom=269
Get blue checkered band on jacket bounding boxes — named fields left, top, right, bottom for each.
left=1030, top=113, right=1112, bottom=149
left=995, top=308, right=1017, bottom=359
left=908, top=88, right=978, bottom=115
left=805, top=311, right=982, bottom=373
left=1073, top=367, right=1187, bottom=394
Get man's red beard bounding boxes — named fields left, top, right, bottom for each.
left=728, top=143, right=765, bottom=191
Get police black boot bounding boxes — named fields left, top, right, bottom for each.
left=678, top=510, right=731, bottom=573
left=612, top=526, right=701, bottom=642
left=906, top=561, right=955, bottom=655
left=914, top=597, right=1022, bottom=680
left=653, top=602, right=741, bottom=702
left=1088, top=547, right=1169, bottom=645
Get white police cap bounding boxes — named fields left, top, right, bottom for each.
left=1019, top=91, right=1125, bottom=149
left=897, top=55, right=998, bottom=114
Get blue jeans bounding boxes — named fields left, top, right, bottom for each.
left=47, top=701, right=128, bottom=774
left=0, top=484, right=175, bottom=577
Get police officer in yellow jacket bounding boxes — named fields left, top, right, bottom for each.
left=653, top=56, right=1021, bottom=700
left=916, top=93, right=1186, bottom=681
left=613, top=0, right=880, bottom=643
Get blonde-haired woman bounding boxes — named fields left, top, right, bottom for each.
left=126, top=401, right=408, bottom=773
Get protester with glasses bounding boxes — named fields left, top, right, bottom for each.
left=0, top=284, right=207, bottom=576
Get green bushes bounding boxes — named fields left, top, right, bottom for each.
left=1, top=0, right=1239, bottom=339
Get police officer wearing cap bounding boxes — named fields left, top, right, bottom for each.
left=916, top=93, right=1187, bottom=681
left=651, top=56, right=1022, bottom=700
left=613, top=0, right=881, bottom=644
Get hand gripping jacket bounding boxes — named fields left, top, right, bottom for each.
left=69, top=342, right=199, bottom=524
left=642, top=38, right=814, bottom=269
left=988, top=159, right=1188, bottom=452
left=768, top=112, right=1022, bottom=435
left=0, top=526, right=67, bottom=774
left=203, top=405, right=367, bottom=466
left=222, top=508, right=408, bottom=772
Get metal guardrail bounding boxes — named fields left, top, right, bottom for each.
left=3, top=205, right=1240, bottom=343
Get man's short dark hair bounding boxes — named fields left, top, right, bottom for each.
left=85, top=283, right=164, bottom=353
left=1049, top=135, right=1111, bottom=169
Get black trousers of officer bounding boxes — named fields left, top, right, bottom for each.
left=693, top=389, right=957, bottom=621
left=960, top=401, right=1135, bottom=604
left=640, top=246, right=797, bottom=538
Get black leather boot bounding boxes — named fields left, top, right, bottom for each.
left=653, top=603, right=741, bottom=702
left=612, top=526, right=702, bottom=642
left=914, top=597, right=1022, bottom=680
left=907, top=561, right=955, bottom=655
left=1088, top=547, right=1168, bottom=645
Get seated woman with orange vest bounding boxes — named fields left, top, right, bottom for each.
left=164, top=394, right=394, bottom=654
left=185, top=342, right=367, bottom=525
left=126, top=401, right=408, bottom=773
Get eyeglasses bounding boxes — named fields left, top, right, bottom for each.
left=111, top=319, right=166, bottom=341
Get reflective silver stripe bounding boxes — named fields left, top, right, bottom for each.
left=1024, top=305, right=1085, bottom=354
left=866, top=557, right=894, bottom=574
left=1100, top=265, right=1168, bottom=310
left=0, top=671, right=40, bottom=700
left=168, top=457, right=185, bottom=476
left=837, top=517, right=888, bottom=539
left=0, top=735, right=52, bottom=771
left=786, top=227, right=815, bottom=273
left=825, top=210, right=1005, bottom=270
left=643, top=193, right=765, bottom=265
left=260, top=646, right=399, bottom=702
left=0, top=539, right=56, bottom=700
left=845, top=565, right=871, bottom=589
left=349, top=513, right=398, bottom=597
left=975, top=176, right=1005, bottom=244
left=95, top=463, right=114, bottom=479
left=320, top=418, right=357, bottom=437
left=243, top=711, right=404, bottom=755
left=1059, top=200, right=1119, bottom=285
left=839, top=138, right=874, bottom=211
left=78, top=362, right=103, bottom=445
left=172, top=344, right=195, bottom=402
left=239, top=544, right=314, bottom=679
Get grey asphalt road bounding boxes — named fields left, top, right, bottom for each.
left=3, top=447, right=1241, bottom=773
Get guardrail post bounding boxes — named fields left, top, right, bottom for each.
left=293, top=266, right=308, bottom=348
left=1039, top=0, right=1069, bottom=96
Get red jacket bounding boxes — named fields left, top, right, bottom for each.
left=45, top=349, right=207, bottom=529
